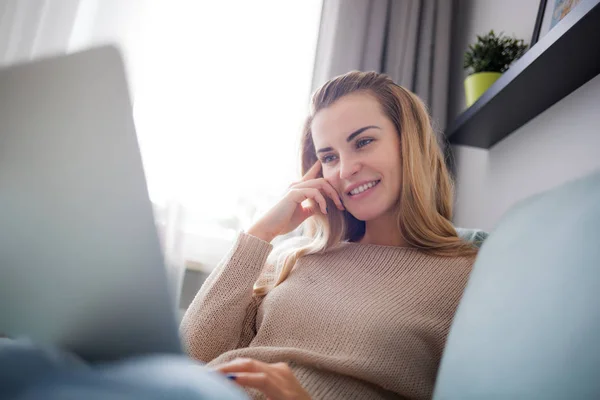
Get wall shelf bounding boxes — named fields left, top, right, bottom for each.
left=446, top=0, right=600, bottom=149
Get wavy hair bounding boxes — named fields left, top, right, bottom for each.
left=254, top=71, right=477, bottom=296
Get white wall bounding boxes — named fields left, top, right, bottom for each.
left=448, top=0, right=600, bottom=232
left=447, top=0, right=539, bottom=120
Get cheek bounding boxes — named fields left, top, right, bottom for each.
left=388, top=157, right=403, bottom=195
left=323, top=170, right=341, bottom=190
left=391, top=157, right=402, bottom=177
left=381, top=148, right=402, bottom=176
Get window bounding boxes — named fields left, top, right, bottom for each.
left=127, top=1, right=323, bottom=271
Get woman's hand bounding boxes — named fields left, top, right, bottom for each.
left=247, top=162, right=344, bottom=243
left=214, top=358, right=311, bottom=400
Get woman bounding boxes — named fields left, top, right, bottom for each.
left=180, top=71, right=478, bottom=400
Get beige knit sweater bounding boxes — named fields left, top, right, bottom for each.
left=180, top=232, right=474, bottom=400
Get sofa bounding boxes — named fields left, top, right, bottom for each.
left=434, top=170, right=600, bottom=399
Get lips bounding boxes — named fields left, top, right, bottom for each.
left=347, top=179, right=381, bottom=196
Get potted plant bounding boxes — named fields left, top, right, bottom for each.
left=463, top=30, right=528, bottom=107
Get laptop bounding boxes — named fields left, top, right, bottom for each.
left=0, top=46, right=182, bottom=362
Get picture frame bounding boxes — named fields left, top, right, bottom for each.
left=531, top=0, right=583, bottom=46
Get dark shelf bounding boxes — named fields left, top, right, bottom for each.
left=446, top=0, right=600, bottom=149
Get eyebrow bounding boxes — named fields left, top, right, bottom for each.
left=316, top=125, right=381, bottom=153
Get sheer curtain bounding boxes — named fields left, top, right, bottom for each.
left=129, top=1, right=323, bottom=301
left=0, top=0, right=323, bottom=303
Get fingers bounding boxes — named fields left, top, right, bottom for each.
left=301, top=161, right=322, bottom=182
left=291, top=178, right=344, bottom=211
left=214, top=359, right=310, bottom=400
left=213, top=359, right=284, bottom=399
left=225, top=372, right=278, bottom=394
left=289, top=188, right=328, bottom=214
left=214, top=358, right=264, bottom=374
left=295, top=162, right=346, bottom=212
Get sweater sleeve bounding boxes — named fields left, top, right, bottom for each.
left=179, top=232, right=273, bottom=363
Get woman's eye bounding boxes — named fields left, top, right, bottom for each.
left=356, top=138, right=374, bottom=148
left=321, top=154, right=337, bottom=164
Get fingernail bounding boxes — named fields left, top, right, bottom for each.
left=226, top=374, right=237, bottom=380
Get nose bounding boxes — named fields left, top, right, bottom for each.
left=339, top=155, right=361, bottom=180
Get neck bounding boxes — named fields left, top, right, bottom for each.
left=359, top=213, right=410, bottom=247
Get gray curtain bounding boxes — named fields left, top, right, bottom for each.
left=311, top=0, right=453, bottom=130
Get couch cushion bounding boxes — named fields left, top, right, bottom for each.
left=455, top=227, right=488, bottom=248
left=434, top=171, right=600, bottom=399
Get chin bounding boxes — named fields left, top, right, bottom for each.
left=346, top=207, right=388, bottom=222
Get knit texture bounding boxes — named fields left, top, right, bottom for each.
left=180, top=232, right=475, bottom=400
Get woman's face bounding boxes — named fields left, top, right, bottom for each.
left=311, top=92, right=402, bottom=222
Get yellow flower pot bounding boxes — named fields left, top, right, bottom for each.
left=464, top=72, right=502, bottom=107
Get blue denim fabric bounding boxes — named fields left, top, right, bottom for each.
left=0, top=338, right=247, bottom=400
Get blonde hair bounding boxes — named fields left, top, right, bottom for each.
left=254, top=71, right=477, bottom=296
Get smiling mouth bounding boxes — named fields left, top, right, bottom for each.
left=348, top=180, right=381, bottom=196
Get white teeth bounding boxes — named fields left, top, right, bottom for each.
left=349, top=180, right=379, bottom=196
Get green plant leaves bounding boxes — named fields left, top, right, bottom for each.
left=464, top=30, right=528, bottom=75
